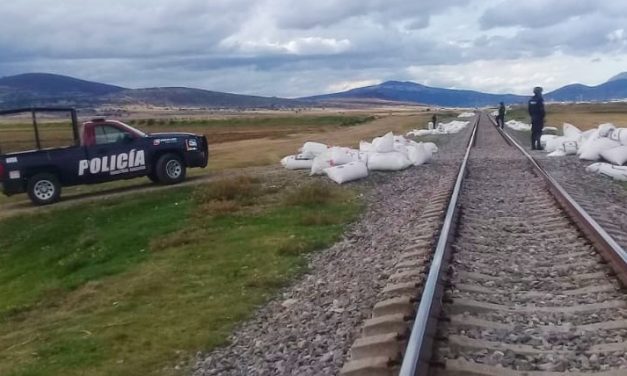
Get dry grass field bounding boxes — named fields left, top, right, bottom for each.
left=507, top=102, right=627, bottom=131
left=0, top=107, right=452, bottom=206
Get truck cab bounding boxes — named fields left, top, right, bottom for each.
left=0, top=108, right=208, bottom=205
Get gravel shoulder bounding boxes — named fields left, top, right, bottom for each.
left=191, top=125, right=473, bottom=376
left=506, top=128, right=627, bottom=250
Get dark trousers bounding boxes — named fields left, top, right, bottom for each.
left=497, top=115, right=504, bottom=128
left=531, top=122, right=543, bottom=150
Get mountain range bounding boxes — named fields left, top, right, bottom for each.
left=0, top=73, right=301, bottom=109
left=0, top=72, right=626, bottom=109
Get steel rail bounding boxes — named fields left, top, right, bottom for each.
left=487, top=115, right=627, bottom=286
left=398, top=112, right=480, bottom=376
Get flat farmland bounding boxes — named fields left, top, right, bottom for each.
left=0, top=109, right=443, bottom=207
left=506, top=102, right=627, bottom=131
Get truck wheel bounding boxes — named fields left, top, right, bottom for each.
left=27, top=173, right=61, bottom=205
left=155, top=153, right=186, bottom=184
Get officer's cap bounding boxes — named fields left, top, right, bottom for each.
left=533, top=86, right=543, bottom=94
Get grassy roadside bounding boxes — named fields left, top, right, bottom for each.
left=0, top=176, right=362, bottom=376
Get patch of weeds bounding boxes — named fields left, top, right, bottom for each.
left=339, top=115, right=376, bottom=126
left=299, top=211, right=343, bottom=226
left=282, top=181, right=342, bottom=207
left=192, top=176, right=259, bottom=204
left=196, top=199, right=241, bottom=218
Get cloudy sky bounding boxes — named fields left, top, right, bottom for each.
left=1, top=0, right=626, bottom=97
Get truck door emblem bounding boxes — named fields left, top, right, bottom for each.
left=78, top=149, right=146, bottom=176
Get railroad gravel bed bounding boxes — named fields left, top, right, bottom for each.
left=192, top=125, right=473, bottom=376
left=433, top=118, right=627, bottom=374
left=507, top=128, right=627, bottom=251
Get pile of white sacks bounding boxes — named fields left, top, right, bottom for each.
left=506, top=120, right=532, bottom=131
left=280, top=132, right=437, bottom=184
left=458, top=112, right=475, bottom=118
left=543, top=123, right=627, bottom=181
left=406, top=120, right=469, bottom=137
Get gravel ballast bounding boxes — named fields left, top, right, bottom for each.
left=507, top=128, right=627, bottom=250
left=192, top=125, right=473, bottom=376
left=434, top=118, right=627, bottom=374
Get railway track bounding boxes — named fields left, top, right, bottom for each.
left=341, top=113, right=627, bottom=376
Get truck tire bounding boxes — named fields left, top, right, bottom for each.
left=155, top=153, right=186, bottom=184
left=27, top=173, right=61, bottom=205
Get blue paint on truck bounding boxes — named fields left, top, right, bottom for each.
left=0, top=108, right=208, bottom=205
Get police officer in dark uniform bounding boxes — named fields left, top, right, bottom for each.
left=497, top=102, right=505, bottom=129
left=528, top=86, right=545, bottom=150
left=431, top=114, right=437, bottom=130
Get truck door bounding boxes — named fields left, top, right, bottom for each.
left=82, top=123, right=148, bottom=182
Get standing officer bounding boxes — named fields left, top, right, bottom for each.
left=497, top=102, right=506, bottom=129
left=528, top=86, right=545, bottom=150
left=431, top=114, right=437, bottom=130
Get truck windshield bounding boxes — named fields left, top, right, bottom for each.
left=122, top=122, right=147, bottom=137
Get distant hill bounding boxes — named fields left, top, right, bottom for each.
left=3, top=72, right=627, bottom=110
left=0, top=73, right=125, bottom=96
left=303, top=81, right=527, bottom=107
left=544, top=79, right=627, bottom=102
left=0, top=73, right=302, bottom=109
left=107, top=87, right=298, bottom=108
left=608, top=72, right=627, bottom=82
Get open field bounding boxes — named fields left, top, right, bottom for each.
left=0, top=176, right=361, bottom=376
left=506, top=102, right=627, bottom=131
left=0, top=109, right=455, bottom=207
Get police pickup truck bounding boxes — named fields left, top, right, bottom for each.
left=0, top=108, right=208, bottom=205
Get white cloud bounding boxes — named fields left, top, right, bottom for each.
left=0, top=0, right=626, bottom=97
left=327, top=79, right=382, bottom=93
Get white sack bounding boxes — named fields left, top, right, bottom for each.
left=540, top=134, right=558, bottom=148
left=310, top=147, right=362, bottom=175
left=580, top=129, right=597, bottom=141
left=577, top=129, right=600, bottom=156
left=373, top=132, right=395, bottom=153
left=563, top=123, right=582, bottom=139
left=597, top=164, right=627, bottom=181
left=562, top=141, right=579, bottom=155
left=359, top=141, right=375, bottom=153
left=585, top=162, right=607, bottom=173
left=281, top=155, right=314, bottom=170
left=609, top=128, right=627, bottom=145
left=579, top=138, right=621, bottom=161
left=506, top=120, right=531, bottom=131
left=543, top=126, right=558, bottom=133
left=547, top=149, right=566, bottom=157
left=545, top=136, right=566, bottom=153
left=423, top=142, right=439, bottom=154
left=408, top=143, right=432, bottom=166
left=300, top=142, right=328, bottom=157
left=600, top=146, right=627, bottom=165
left=406, top=129, right=432, bottom=137
left=598, top=123, right=616, bottom=138
left=324, top=161, right=368, bottom=184
left=394, top=135, right=409, bottom=145
left=367, top=152, right=412, bottom=171
left=393, top=143, right=409, bottom=156
left=310, top=152, right=333, bottom=175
